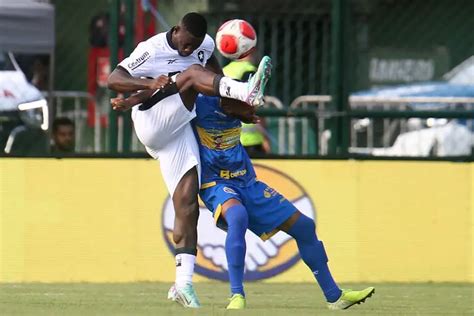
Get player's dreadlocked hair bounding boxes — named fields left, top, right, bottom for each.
left=181, top=12, right=207, bottom=38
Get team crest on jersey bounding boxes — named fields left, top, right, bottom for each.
left=223, top=187, right=237, bottom=195
left=198, top=50, right=204, bottom=62
left=161, top=164, right=317, bottom=281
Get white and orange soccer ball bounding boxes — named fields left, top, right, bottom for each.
left=216, top=19, right=257, bottom=60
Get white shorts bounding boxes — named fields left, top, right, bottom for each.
left=132, top=93, right=200, bottom=197
left=132, top=93, right=196, bottom=150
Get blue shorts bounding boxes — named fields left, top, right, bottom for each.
left=200, top=180, right=297, bottom=240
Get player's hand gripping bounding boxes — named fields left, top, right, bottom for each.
left=220, top=98, right=260, bottom=124
left=149, top=75, right=173, bottom=91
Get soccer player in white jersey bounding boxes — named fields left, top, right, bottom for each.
left=107, top=12, right=271, bottom=308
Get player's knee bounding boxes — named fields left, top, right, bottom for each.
left=175, top=191, right=198, bottom=207
left=175, top=203, right=199, bottom=224
left=286, top=213, right=319, bottom=245
left=176, top=193, right=198, bottom=220
left=173, top=187, right=198, bottom=218
left=230, top=211, right=248, bottom=230
left=295, top=214, right=316, bottom=238
left=237, top=213, right=249, bottom=230
left=174, top=190, right=198, bottom=214
left=299, top=214, right=316, bottom=233
left=225, top=204, right=249, bottom=230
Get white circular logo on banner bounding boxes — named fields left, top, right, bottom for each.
left=161, top=164, right=316, bottom=280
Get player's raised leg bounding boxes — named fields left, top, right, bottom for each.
left=111, top=57, right=271, bottom=113
left=111, top=56, right=272, bottom=113
left=174, top=56, right=272, bottom=106
left=279, top=211, right=375, bottom=310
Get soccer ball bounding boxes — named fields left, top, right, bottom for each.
left=216, top=19, right=257, bottom=60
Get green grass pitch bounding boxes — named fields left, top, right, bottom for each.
left=1, top=282, right=472, bottom=315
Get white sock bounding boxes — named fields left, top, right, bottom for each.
left=175, top=253, right=196, bottom=289
left=219, top=77, right=248, bottom=102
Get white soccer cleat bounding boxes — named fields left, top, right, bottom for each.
left=245, top=55, right=272, bottom=107
left=167, top=284, right=201, bottom=308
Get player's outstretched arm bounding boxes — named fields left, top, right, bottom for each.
left=110, top=75, right=172, bottom=111
left=108, top=67, right=158, bottom=93
left=111, top=90, right=153, bottom=111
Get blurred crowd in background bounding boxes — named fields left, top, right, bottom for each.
left=2, top=0, right=474, bottom=158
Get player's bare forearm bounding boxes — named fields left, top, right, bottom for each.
left=128, top=89, right=156, bottom=106
left=107, top=67, right=155, bottom=93
left=205, top=54, right=223, bottom=75
left=220, top=98, right=259, bottom=123
left=111, top=90, right=156, bottom=111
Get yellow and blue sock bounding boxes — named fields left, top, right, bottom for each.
left=287, top=214, right=342, bottom=302
left=224, top=204, right=248, bottom=297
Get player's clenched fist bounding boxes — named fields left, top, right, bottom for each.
left=110, top=96, right=131, bottom=111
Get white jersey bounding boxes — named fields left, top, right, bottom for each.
left=118, top=29, right=214, bottom=197
left=119, top=30, right=215, bottom=78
